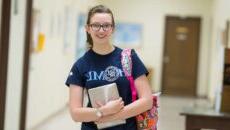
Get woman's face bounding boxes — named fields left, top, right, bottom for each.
left=86, top=13, right=114, bottom=45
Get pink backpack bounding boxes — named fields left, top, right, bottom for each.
left=121, top=49, right=159, bottom=130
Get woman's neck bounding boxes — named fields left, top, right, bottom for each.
left=92, top=43, right=115, bottom=55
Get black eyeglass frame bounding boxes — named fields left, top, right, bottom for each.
left=89, top=23, right=114, bottom=31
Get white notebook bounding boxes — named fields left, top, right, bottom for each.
left=88, top=83, right=126, bottom=129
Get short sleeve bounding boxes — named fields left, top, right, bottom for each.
left=65, top=60, right=85, bottom=87
left=131, top=49, right=149, bottom=80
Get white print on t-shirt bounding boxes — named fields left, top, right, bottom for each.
left=86, top=66, right=124, bottom=82
left=69, top=72, right=73, bottom=76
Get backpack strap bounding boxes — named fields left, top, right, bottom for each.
left=121, top=49, right=137, bottom=101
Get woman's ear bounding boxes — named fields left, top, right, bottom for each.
left=85, top=25, right=90, bottom=34
left=111, top=26, right=115, bottom=33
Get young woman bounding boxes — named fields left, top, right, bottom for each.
left=65, top=5, right=153, bottom=130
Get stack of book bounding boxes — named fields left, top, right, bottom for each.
left=88, top=83, right=126, bottom=129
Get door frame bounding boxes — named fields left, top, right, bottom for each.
left=0, top=0, right=11, bottom=129
left=161, top=16, right=201, bottom=96
left=19, top=0, right=33, bottom=129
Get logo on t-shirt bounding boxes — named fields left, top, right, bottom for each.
left=86, top=66, right=124, bottom=82
left=103, top=66, right=120, bottom=82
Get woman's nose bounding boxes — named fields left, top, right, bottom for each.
left=98, top=27, right=105, bottom=32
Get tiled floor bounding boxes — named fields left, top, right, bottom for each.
left=31, top=96, right=211, bottom=130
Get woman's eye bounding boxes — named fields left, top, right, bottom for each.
left=93, top=24, right=100, bottom=28
left=104, top=25, right=110, bottom=28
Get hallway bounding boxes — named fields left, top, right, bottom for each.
left=31, top=96, right=211, bottom=130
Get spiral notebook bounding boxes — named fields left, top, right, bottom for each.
left=88, top=83, right=126, bottom=129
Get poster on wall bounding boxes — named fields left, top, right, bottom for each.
left=63, top=6, right=74, bottom=54
left=32, top=9, right=46, bottom=53
left=13, top=0, right=18, bottom=15
left=227, top=20, right=230, bottom=48
left=113, top=23, right=142, bottom=48
left=76, top=14, right=87, bottom=59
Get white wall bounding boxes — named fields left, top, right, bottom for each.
left=208, top=0, right=230, bottom=103
left=4, top=0, right=27, bottom=130
left=99, top=0, right=213, bottom=97
left=26, top=0, right=99, bottom=129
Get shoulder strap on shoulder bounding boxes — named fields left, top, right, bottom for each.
left=121, top=49, right=137, bottom=101
left=121, top=49, right=132, bottom=77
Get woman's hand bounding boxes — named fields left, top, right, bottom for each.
left=95, top=113, right=116, bottom=123
left=96, top=97, right=124, bottom=116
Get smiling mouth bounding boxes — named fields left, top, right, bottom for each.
left=96, top=35, right=107, bottom=39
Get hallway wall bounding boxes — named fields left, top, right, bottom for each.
left=208, top=0, right=230, bottom=104
left=99, top=0, right=213, bottom=97
left=26, top=0, right=99, bottom=129
left=4, top=0, right=27, bottom=130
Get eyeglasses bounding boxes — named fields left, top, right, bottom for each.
left=89, top=23, right=113, bottom=32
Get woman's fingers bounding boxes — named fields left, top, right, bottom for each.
left=109, top=97, right=122, bottom=102
left=95, top=100, right=104, bottom=108
left=120, top=101, right=124, bottom=109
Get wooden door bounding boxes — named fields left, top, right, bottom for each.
left=162, top=16, right=200, bottom=96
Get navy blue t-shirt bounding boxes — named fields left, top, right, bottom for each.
left=65, top=47, right=148, bottom=130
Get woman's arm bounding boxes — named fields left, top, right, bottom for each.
left=97, top=75, right=153, bottom=123
left=69, top=85, right=124, bottom=122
